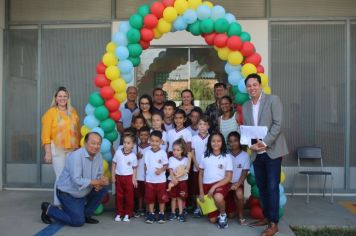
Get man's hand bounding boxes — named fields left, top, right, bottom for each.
left=251, top=139, right=267, bottom=152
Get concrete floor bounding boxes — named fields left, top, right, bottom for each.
left=1, top=190, right=355, bottom=236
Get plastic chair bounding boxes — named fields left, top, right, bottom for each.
left=292, top=147, right=334, bottom=204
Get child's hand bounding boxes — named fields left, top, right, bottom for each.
left=199, top=193, right=205, bottom=202
left=132, top=179, right=138, bottom=188
left=207, top=186, right=215, bottom=198
left=230, top=183, right=240, bottom=191
left=137, top=152, right=143, bottom=159
left=187, top=152, right=193, bottom=159
left=111, top=175, right=116, bottom=184
left=155, top=167, right=163, bottom=175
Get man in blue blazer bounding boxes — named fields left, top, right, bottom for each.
left=243, top=74, right=288, bottom=236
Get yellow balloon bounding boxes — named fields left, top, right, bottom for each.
left=111, top=79, right=127, bottom=93
left=280, top=171, right=285, bottom=183
left=114, top=92, right=127, bottom=103
left=106, top=42, right=116, bottom=53
left=218, top=47, right=231, bottom=61
left=105, top=66, right=120, bottom=80
left=241, top=63, right=257, bottom=78
left=203, top=1, right=213, bottom=8
left=153, top=28, right=162, bottom=39
left=188, top=0, right=202, bottom=9
left=102, top=52, right=118, bottom=67
left=103, top=160, right=109, bottom=172
left=258, top=73, right=269, bottom=88
left=174, top=0, right=189, bottom=15
left=104, top=170, right=111, bottom=179
left=213, top=45, right=219, bottom=51
left=80, top=125, right=90, bottom=137
left=263, top=86, right=272, bottom=95
left=247, top=148, right=252, bottom=156
left=228, top=51, right=243, bottom=66
left=163, top=7, right=178, bottom=22
left=80, top=137, right=85, bottom=147
left=158, top=19, right=172, bottom=33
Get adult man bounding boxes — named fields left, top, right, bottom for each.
left=204, top=82, right=228, bottom=133
left=151, top=88, right=166, bottom=115
left=242, top=74, right=288, bottom=236
left=40, top=132, right=109, bottom=226
left=117, top=86, right=139, bottom=135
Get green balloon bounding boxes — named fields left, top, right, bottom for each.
left=89, top=92, right=104, bottom=107
left=240, top=31, right=251, bottom=42
left=94, top=203, right=104, bottom=215
left=104, top=129, right=119, bottom=142
left=127, top=43, right=143, bottom=57
left=247, top=174, right=256, bottom=186
left=129, top=13, right=143, bottom=29
left=214, top=18, right=229, bottom=33
left=129, top=56, right=141, bottom=67
left=200, top=18, right=214, bottom=34
left=137, top=4, right=150, bottom=17
left=251, top=185, right=260, bottom=198
left=188, top=21, right=202, bottom=36
left=231, top=86, right=239, bottom=94
left=279, top=207, right=284, bottom=219
left=228, top=22, right=242, bottom=37
left=127, top=28, right=141, bottom=43
left=100, top=118, right=116, bottom=133
left=235, top=91, right=250, bottom=105
left=94, top=106, right=109, bottom=121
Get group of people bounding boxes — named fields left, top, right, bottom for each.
left=40, top=73, right=287, bottom=236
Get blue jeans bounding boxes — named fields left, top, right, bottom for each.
left=47, top=187, right=108, bottom=226
left=253, top=153, right=282, bottom=223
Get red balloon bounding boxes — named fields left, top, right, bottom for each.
left=100, top=86, right=114, bottom=100
left=204, top=32, right=217, bottom=46
left=244, top=53, right=262, bottom=66
left=144, top=14, right=158, bottom=29
left=247, top=196, right=260, bottom=208
left=140, top=40, right=150, bottom=50
left=240, top=42, right=255, bottom=57
left=94, top=74, right=110, bottom=88
left=110, top=110, right=122, bottom=121
left=140, top=28, right=154, bottom=42
left=101, top=192, right=110, bottom=204
left=150, top=2, right=165, bottom=18
left=214, top=34, right=228, bottom=48
left=162, top=0, right=175, bottom=7
left=105, top=98, right=120, bottom=112
left=251, top=206, right=264, bottom=219
left=236, top=104, right=244, bottom=124
left=96, top=62, right=106, bottom=74
left=227, top=36, right=243, bottom=51
left=256, top=64, right=265, bottom=73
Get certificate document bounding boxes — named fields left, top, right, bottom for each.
left=240, top=125, right=268, bottom=146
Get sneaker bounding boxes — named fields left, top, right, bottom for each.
left=157, top=213, right=166, bottom=224
left=183, top=208, right=188, bottom=216
left=193, top=208, right=201, bottom=218
left=114, top=215, right=122, bottom=222
left=178, top=214, right=186, bottom=222
left=217, top=214, right=228, bottom=229
left=134, top=211, right=141, bottom=218
left=123, top=215, right=130, bottom=222
left=168, top=212, right=177, bottom=221
left=145, top=213, right=154, bottom=224
left=140, top=211, right=146, bottom=217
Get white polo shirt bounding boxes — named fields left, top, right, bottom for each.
left=168, top=156, right=189, bottom=181
left=144, top=148, right=168, bottom=183
left=136, top=144, right=151, bottom=181
left=199, top=153, right=233, bottom=184
left=164, top=122, right=174, bottom=132
left=167, top=127, right=192, bottom=152
left=229, top=151, right=250, bottom=183
left=191, top=134, right=209, bottom=172
left=187, top=126, right=199, bottom=136
left=112, top=149, right=138, bottom=176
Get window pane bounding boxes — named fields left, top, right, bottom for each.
left=350, top=22, right=356, bottom=168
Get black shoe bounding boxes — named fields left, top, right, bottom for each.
left=41, top=202, right=52, bottom=224
left=85, top=216, right=99, bottom=224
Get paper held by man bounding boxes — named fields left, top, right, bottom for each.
left=240, top=125, right=268, bottom=147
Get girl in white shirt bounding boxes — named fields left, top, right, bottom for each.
left=151, top=112, right=168, bottom=152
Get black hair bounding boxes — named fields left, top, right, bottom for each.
left=173, top=109, right=187, bottom=128
left=84, top=132, right=102, bottom=143
left=204, top=132, right=228, bottom=158
left=139, top=126, right=151, bottom=134
left=214, top=82, right=227, bottom=90
left=150, top=130, right=162, bottom=139
left=181, top=89, right=195, bottom=106
left=138, top=94, right=153, bottom=113
left=198, top=115, right=210, bottom=124
left=244, top=73, right=261, bottom=85
left=163, top=100, right=177, bottom=110
left=132, top=114, right=148, bottom=127
left=227, top=131, right=240, bottom=141
left=123, top=132, right=136, bottom=143
left=152, top=87, right=165, bottom=96
left=220, top=95, right=233, bottom=104
left=172, top=138, right=187, bottom=157
left=190, top=107, right=203, bottom=117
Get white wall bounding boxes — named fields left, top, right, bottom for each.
left=0, top=0, right=5, bottom=189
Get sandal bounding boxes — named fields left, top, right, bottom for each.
left=239, top=218, right=247, bottom=225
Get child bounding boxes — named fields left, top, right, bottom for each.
left=199, top=132, right=233, bottom=229
left=218, top=96, right=240, bottom=142
left=132, top=114, right=147, bottom=146
left=167, top=109, right=192, bottom=157
left=112, top=133, right=138, bottom=222
left=144, top=131, right=169, bottom=224
left=151, top=112, right=168, bottom=152
left=226, top=131, right=250, bottom=225
left=191, top=116, right=210, bottom=217
left=187, top=107, right=203, bottom=136
left=134, top=127, right=151, bottom=218
left=167, top=139, right=192, bottom=222
left=163, top=100, right=176, bottom=132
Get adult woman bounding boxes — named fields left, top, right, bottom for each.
left=218, top=95, right=240, bottom=142
left=138, top=94, right=153, bottom=127
left=179, top=89, right=198, bottom=116
left=41, top=86, right=80, bottom=205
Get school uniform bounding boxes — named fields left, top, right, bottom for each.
left=187, top=126, right=199, bottom=137
left=164, top=122, right=174, bottom=132
left=167, top=127, right=192, bottom=153
left=168, top=156, right=189, bottom=199
left=151, top=129, right=168, bottom=152
left=135, top=144, right=150, bottom=198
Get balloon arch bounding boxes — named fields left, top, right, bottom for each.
left=81, top=0, right=286, bottom=218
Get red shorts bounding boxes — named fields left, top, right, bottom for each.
left=169, top=180, right=188, bottom=199
left=135, top=180, right=145, bottom=198
left=203, top=182, right=230, bottom=219
left=225, top=184, right=244, bottom=214
left=145, top=182, right=169, bottom=204
left=189, top=171, right=199, bottom=196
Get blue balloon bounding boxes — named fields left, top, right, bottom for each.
left=102, top=151, right=113, bottom=162
left=250, top=164, right=255, bottom=176
left=197, top=5, right=211, bottom=20
left=173, top=17, right=188, bottom=31
left=112, top=32, right=128, bottom=46
left=118, top=60, right=134, bottom=74
left=119, top=21, right=131, bottom=33
left=279, top=185, right=285, bottom=194
left=238, top=79, right=247, bottom=93
left=279, top=194, right=287, bottom=207
left=115, top=46, right=129, bottom=60
left=84, top=115, right=100, bottom=129
left=85, top=104, right=95, bottom=115
left=183, top=9, right=198, bottom=24
left=91, top=127, right=104, bottom=138
left=121, top=71, right=133, bottom=83
left=211, top=5, right=226, bottom=20
left=100, top=138, right=111, bottom=153
left=228, top=71, right=244, bottom=86
left=225, top=63, right=241, bottom=74
left=225, top=13, right=236, bottom=24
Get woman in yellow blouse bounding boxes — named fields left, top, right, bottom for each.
left=41, top=86, right=80, bottom=205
